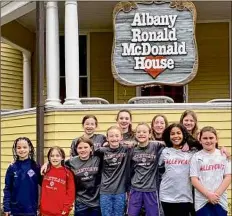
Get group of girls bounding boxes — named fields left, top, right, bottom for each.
left=3, top=109, right=231, bottom=216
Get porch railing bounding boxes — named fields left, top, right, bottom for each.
left=128, top=96, right=174, bottom=104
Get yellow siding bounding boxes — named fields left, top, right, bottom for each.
left=90, top=32, right=114, bottom=103
left=1, top=108, right=231, bottom=214
left=1, top=112, right=36, bottom=200
left=1, top=20, right=35, bottom=52
left=188, top=23, right=230, bottom=102
left=114, top=80, right=136, bottom=104
left=1, top=42, right=23, bottom=109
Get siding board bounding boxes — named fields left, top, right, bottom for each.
left=90, top=32, right=114, bottom=103
left=1, top=42, right=23, bottom=109
left=188, top=23, right=229, bottom=102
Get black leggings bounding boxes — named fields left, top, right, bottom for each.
left=161, top=202, right=193, bottom=216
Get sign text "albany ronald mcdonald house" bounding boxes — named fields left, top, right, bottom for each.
left=112, top=1, right=198, bottom=87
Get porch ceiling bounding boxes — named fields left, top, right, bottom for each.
left=15, top=1, right=231, bottom=33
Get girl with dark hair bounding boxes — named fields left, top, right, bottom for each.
left=40, top=146, right=75, bottom=216
left=116, top=109, right=135, bottom=145
left=3, top=137, right=41, bottom=216
left=151, top=114, right=169, bottom=141
left=70, top=115, right=106, bottom=157
left=159, top=123, right=201, bottom=216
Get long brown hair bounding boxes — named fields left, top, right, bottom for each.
left=180, top=110, right=198, bottom=139
left=151, top=114, right=169, bottom=140
left=47, top=146, right=65, bottom=164
left=116, top=109, right=134, bottom=138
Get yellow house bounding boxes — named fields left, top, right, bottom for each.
left=1, top=1, right=231, bottom=214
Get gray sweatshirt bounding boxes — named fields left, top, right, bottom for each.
left=65, top=156, right=102, bottom=207
left=130, top=141, right=164, bottom=192
left=95, top=145, right=132, bottom=195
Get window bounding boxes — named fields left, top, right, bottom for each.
left=140, top=85, right=185, bottom=103
left=59, top=35, right=88, bottom=103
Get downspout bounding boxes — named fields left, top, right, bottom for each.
left=36, top=1, right=45, bottom=164
left=0, top=9, right=2, bottom=215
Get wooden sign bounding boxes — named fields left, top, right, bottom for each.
left=112, top=1, right=198, bottom=86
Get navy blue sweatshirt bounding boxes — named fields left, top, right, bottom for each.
left=3, top=159, right=41, bottom=215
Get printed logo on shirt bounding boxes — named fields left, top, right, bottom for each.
left=133, top=153, right=156, bottom=166
left=13, top=172, right=18, bottom=178
left=84, top=172, right=89, bottom=177
left=200, top=164, right=225, bottom=171
left=165, top=159, right=190, bottom=165
left=104, top=153, right=126, bottom=160
left=44, top=176, right=66, bottom=185
left=27, top=169, right=35, bottom=177
left=50, top=181, right=55, bottom=187
left=74, top=167, right=98, bottom=175
left=109, top=157, right=122, bottom=167
left=142, top=158, right=147, bottom=163
left=133, top=153, right=156, bottom=162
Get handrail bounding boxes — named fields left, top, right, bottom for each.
left=128, top=96, right=174, bottom=104
left=80, top=97, right=110, bottom=104
left=207, top=99, right=232, bottom=103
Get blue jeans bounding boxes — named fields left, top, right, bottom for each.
left=100, top=193, right=126, bottom=216
left=196, top=203, right=227, bottom=216
left=74, top=201, right=101, bottom=216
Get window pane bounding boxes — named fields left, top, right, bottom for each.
left=60, top=36, right=65, bottom=76
left=59, top=35, right=87, bottom=76
left=141, top=85, right=184, bottom=103
left=60, top=77, right=66, bottom=103
left=59, top=35, right=88, bottom=101
left=80, top=77, right=87, bottom=97
left=79, top=35, right=87, bottom=76
left=60, top=77, right=88, bottom=102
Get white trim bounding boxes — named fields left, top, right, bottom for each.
left=136, top=87, right=141, bottom=97
left=46, top=103, right=232, bottom=112
left=1, top=103, right=230, bottom=117
left=1, top=37, right=30, bottom=57
left=1, top=1, right=36, bottom=26
left=87, top=33, right=91, bottom=97
left=184, top=85, right=188, bottom=103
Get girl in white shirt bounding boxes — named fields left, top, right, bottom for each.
left=159, top=123, right=201, bottom=216
left=190, top=126, right=231, bottom=216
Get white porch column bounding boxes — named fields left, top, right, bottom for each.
left=64, top=0, right=81, bottom=105
left=45, top=1, right=61, bottom=106
left=23, top=52, right=31, bottom=109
